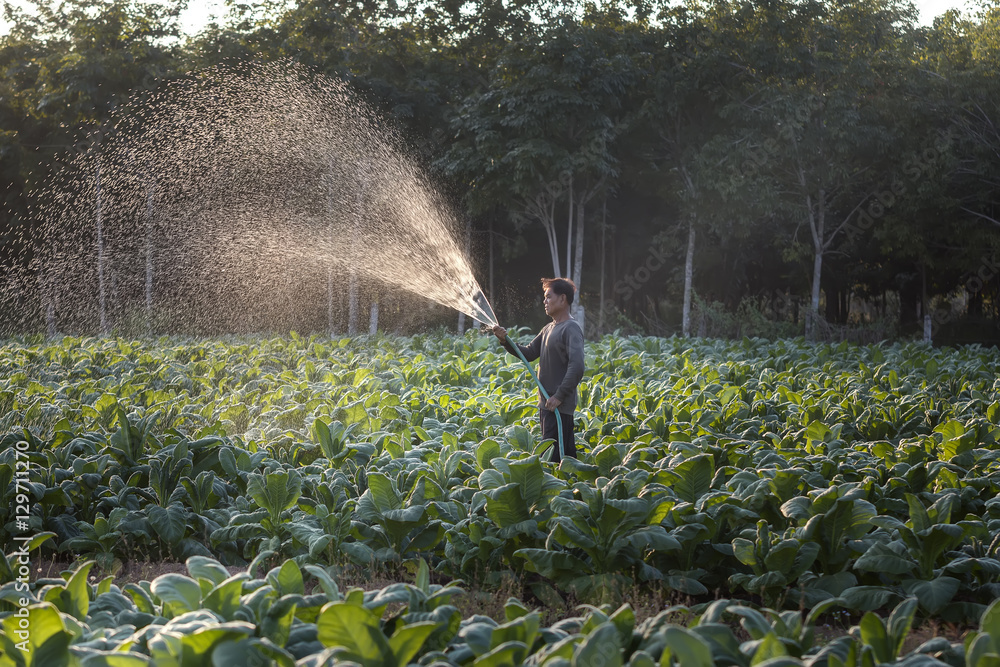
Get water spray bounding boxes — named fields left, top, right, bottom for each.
left=464, top=288, right=565, bottom=462
left=13, top=58, right=566, bottom=459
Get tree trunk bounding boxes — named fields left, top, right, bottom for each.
left=348, top=275, right=359, bottom=335
left=96, top=162, right=108, bottom=336
left=566, top=174, right=573, bottom=279
left=44, top=271, right=56, bottom=337
left=598, top=197, right=607, bottom=336
left=369, top=301, right=379, bottom=335
left=145, top=179, right=154, bottom=334
left=543, top=199, right=561, bottom=277
left=571, top=196, right=585, bottom=332
left=921, top=266, right=932, bottom=342
left=488, top=216, right=494, bottom=304
left=808, top=253, right=822, bottom=340
left=682, top=218, right=695, bottom=337
left=327, top=266, right=335, bottom=335
left=458, top=217, right=472, bottom=333
left=327, top=203, right=335, bottom=336
left=806, top=190, right=825, bottom=341
left=899, top=277, right=919, bottom=335
left=349, top=172, right=364, bottom=335
left=524, top=182, right=562, bottom=277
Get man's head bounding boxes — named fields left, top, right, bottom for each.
left=541, top=277, right=575, bottom=318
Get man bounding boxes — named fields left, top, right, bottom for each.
left=492, top=277, right=585, bottom=462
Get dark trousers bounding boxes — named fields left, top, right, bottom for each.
left=540, top=408, right=576, bottom=463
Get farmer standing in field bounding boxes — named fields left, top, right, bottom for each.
left=492, top=277, right=585, bottom=463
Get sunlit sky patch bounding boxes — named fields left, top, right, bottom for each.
left=0, top=0, right=979, bottom=36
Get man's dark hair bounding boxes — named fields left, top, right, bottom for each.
left=541, top=277, right=576, bottom=305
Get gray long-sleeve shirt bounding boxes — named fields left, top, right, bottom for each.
left=502, top=319, right=585, bottom=415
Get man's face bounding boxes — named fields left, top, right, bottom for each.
left=543, top=288, right=565, bottom=315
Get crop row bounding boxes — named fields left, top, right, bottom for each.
left=2, top=333, right=1000, bottom=626
left=3, top=550, right=1000, bottom=666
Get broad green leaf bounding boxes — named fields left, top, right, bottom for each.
left=751, top=633, right=788, bottom=665
left=901, top=576, right=960, bottom=615
left=247, top=470, right=302, bottom=522
left=728, top=606, right=773, bottom=640
left=506, top=425, right=535, bottom=452
left=80, top=652, right=153, bottom=667
left=209, top=638, right=295, bottom=667
left=574, top=622, right=622, bottom=667
left=858, top=612, right=891, bottom=662
left=366, top=473, right=401, bottom=514
left=1, top=603, right=71, bottom=667
left=473, top=640, right=529, bottom=667
left=514, top=549, right=590, bottom=579
left=148, top=504, right=187, bottom=546
left=267, top=560, right=304, bottom=596
left=841, top=586, right=901, bottom=612
left=316, top=601, right=390, bottom=662
left=981, top=598, right=1000, bottom=640
left=150, top=573, right=202, bottom=617
left=905, top=494, right=931, bottom=533
left=660, top=626, right=713, bottom=667
left=261, top=596, right=298, bottom=647
left=476, top=439, right=501, bottom=470
left=886, top=597, right=918, bottom=656
left=304, top=565, right=342, bottom=601
left=387, top=621, right=438, bottom=665
left=669, top=454, right=714, bottom=503
left=507, top=456, right=544, bottom=505
left=62, top=560, right=95, bottom=621
left=732, top=538, right=757, bottom=567
left=854, top=542, right=915, bottom=576
left=203, top=574, right=247, bottom=620
left=186, top=556, right=230, bottom=586
left=484, top=483, right=531, bottom=527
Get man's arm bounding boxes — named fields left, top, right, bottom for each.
left=552, top=323, right=585, bottom=404
left=493, top=326, right=543, bottom=362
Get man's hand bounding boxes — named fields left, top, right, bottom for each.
left=492, top=325, right=507, bottom=342
left=545, top=396, right=562, bottom=411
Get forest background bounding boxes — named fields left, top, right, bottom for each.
left=1, top=0, right=999, bottom=344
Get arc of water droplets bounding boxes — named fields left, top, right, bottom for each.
left=9, top=60, right=496, bottom=335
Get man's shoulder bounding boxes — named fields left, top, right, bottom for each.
left=551, top=318, right=583, bottom=341
left=557, top=318, right=583, bottom=334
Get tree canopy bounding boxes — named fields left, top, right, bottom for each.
left=1, top=0, right=999, bottom=343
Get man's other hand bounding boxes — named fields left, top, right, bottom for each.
left=492, top=325, right=507, bottom=342
left=545, top=397, right=562, bottom=411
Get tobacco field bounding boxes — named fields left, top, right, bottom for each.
left=2, top=332, right=1000, bottom=666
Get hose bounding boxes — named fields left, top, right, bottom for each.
left=504, top=332, right=564, bottom=463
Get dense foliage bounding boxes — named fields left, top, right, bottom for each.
left=3, top=332, right=1000, bottom=662
left=2, top=553, right=1000, bottom=666
left=1, top=0, right=1000, bottom=339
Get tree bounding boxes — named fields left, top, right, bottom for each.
left=439, top=9, right=642, bottom=328
left=636, top=1, right=753, bottom=336
left=724, top=0, right=918, bottom=339
left=0, top=0, right=186, bottom=332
